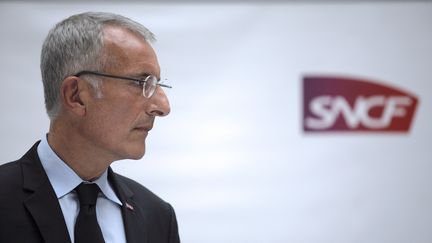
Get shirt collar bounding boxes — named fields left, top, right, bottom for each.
left=37, top=135, right=122, bottom=206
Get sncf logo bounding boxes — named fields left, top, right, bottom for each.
left=303, top=76, right=419, bottom=132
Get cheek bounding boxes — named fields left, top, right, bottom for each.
left=84, top=88, right=144, bottom=136
left=95, top=107, right=132, bottom=133
left=84, top=102, right=133, bottom=139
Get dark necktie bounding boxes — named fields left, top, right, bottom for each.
left=74, top=183, right=105, bottom=243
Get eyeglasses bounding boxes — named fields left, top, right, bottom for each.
left=74, top=70, right=172, bottom=98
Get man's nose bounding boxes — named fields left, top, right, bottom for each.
left=146, top=87, right=171, bottom=117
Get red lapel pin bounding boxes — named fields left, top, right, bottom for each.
left=125, top=202, right=134, bottom=211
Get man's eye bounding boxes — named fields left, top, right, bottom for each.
left=126, top=81, right=141, bottom=88
left=133, top=81, right=143, bottom=87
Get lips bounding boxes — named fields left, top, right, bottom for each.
left=133, top=123, right=153, bottom=132
left=134, top=126, right=151, bottom=132
left=133, top=117, right=154, bottom=133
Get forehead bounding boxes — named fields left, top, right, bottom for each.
left=102, top=25, right=160, bottom=77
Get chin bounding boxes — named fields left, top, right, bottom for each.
left=113, top=139, right=146, bottom=160
left=126, top=144, right=146, bottom=160
left=129, top=152, right=145, bottom=160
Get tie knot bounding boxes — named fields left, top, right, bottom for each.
left=75, top=183, right=100, bottom=206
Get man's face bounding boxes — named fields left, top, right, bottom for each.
left=79, top=26, right=170, bottom=162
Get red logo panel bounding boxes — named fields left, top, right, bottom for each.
left=303, top=76, right=419, bottom=132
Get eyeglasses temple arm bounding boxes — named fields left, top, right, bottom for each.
left=158, top=83, right=172, bottom=89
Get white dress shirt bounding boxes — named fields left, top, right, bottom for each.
left=37, top=136, right=127, bottom=243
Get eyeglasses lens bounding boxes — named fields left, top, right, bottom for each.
left=143, top=75, right=157, bottom=98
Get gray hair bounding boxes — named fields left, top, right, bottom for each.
left=41, top=12, right=156, bottom=120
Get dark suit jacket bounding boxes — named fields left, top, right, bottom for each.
left=0, top=142, right=180, bottom=243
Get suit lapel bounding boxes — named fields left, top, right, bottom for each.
left=21, top=142, right=71, bottom=243
left=20, top=142, right=151, bottom=243
left=108, top=168, right=148, bottom=243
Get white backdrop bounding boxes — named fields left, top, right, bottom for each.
left=1, top=2, right=431, bottom=243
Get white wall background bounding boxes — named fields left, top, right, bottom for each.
left=1, top=2, right=431, bottom=243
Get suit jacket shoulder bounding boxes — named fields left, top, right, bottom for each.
left=0, top=142, right=70, bottom=243
left=0, top=159, right=23, bottom=194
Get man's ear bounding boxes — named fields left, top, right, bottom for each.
left=60, top=76, right=90, bottom=117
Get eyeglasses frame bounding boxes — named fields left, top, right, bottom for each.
left=74, top=70, right=172, bottom=98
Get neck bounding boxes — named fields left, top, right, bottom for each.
left=47, top=118, right=114, bottom=181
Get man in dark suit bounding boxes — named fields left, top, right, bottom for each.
left=0, top=12, right=180, bottom=243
